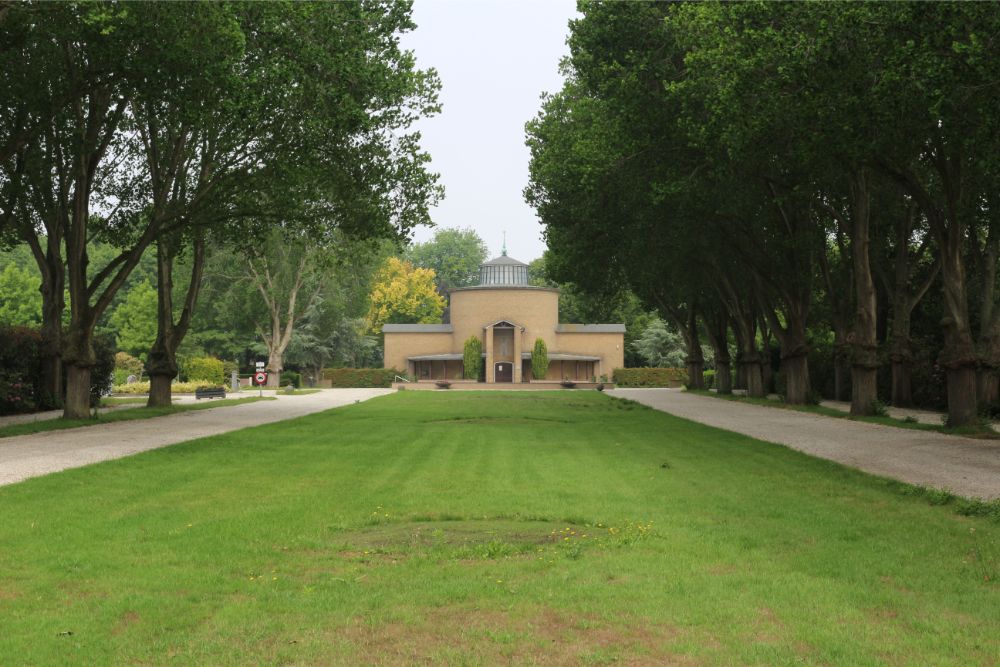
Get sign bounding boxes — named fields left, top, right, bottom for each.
left=255, top=361, right=266, bottom=369
left=254, top=371, right=268, bottom=385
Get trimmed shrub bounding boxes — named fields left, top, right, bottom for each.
left=531, top=338, right=548, bottom=380
left=703, top=369, right=716, bottom=389
left=612, top=367, right=687, bottom=388
left=112, top=380, right=220, bottom=394
left=282, top=370, right=301, bottom=388
left=463, top=336, right=482, bottom=381
left=182, top=356, right=225, bottom=384
left=0, top=326, right=44, bottom=415
left=322, top=368, right=401, bottom=388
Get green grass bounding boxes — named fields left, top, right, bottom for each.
left=0, top=397, right=275, bottom=439
left=688, top=389, right=1000, bottom=438
left=0, top=391, right=997, bottom=665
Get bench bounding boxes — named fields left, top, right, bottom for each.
left=194, top=387, right=227, bottom=400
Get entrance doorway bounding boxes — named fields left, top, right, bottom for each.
left=495, top=361, right=513, bottom=383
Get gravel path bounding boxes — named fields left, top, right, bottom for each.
left=0, top=388, right=392, bottom=487
left=609, top=388, right=1000, bottom=500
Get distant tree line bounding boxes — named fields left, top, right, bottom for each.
left=526, top=1, right=1000, bottom=427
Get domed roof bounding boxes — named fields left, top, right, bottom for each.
left=482, top=253, right=528, bottom=267
left=479, top=250, right=530, bottom=285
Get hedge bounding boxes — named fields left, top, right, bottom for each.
left=112, top=380, right=220, bottom=394
left=0, top=326, right=45, bottom=414
left=322, top=368, right=401, bottom=388
left=612, top=367, right=688, bottom=388
left=182, top=356, right=225, bottom=384
left=0, top=326, right=114, bottom=414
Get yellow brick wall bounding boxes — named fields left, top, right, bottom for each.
left=383, top=287, right=624, bottom=383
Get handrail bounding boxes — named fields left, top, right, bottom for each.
left=394, top=375, right=410, bottom=383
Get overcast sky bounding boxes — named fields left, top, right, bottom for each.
left=399, top=0, right=579, bottom=263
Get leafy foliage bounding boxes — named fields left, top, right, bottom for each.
left=612, top=368, right=688, bottom=388
left=463, top=336, right=483, bottom=381
left=366, top=257, right=445, bottom=333
left=406, top=228, right=488, bottom=292
left=321, top=368, right=401, bottom=388
left=531, top=338, right=548, bottom=380
left=182, top=357, right=225, bottom=385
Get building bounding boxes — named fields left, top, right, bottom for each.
left=383, top=252, right=625, bottom=383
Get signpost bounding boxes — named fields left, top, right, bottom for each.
left=254, top=361, right=267, bottom=397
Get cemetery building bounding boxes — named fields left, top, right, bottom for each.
left=383, top=251, right=625, bottom=383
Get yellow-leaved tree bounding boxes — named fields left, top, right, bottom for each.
left=366, top=257, right=446, bottom=333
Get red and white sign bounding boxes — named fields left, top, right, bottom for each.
left=254, top=371, right=268, bottom=385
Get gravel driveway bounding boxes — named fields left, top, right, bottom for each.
left=0, top=389, right=392, bottom=487
left=609, top=388, right=1000, bottom=500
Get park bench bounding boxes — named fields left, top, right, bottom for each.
left=194, top=387, right=227, bottom=400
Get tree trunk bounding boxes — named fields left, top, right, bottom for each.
left=745, top=359, right=764, bottom=398
left=891, top=360, right=913, bottom=407
left=682, top=308, right=705, bottom=390
left=832, top=337, right=849, bottom=402
left=148, top=374, right=173, bottom=407
left=734, top=351, right=747, bottom=390
left=715, top=360, right=732, bottom=395
left=266, top=351, right=283, bottom=388
left=782, top=351, right=810, bottom=404
left=145, top=237, right=205, bottom=407
left=977, top=370, right=999, bottom=410
left=938, top=240, right=979, bottom=426
left=63, top=361, right=92, bottom=419
left=849, top=170, right=879, bottom=416
left=945, top=366, right=978, bottom=427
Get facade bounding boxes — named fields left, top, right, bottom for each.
left=383, top=253, right=625, bottom=383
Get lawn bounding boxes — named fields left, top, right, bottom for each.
left=0, top=397, right=275, bottom=439
left=0, top=392, right=997, bottom=665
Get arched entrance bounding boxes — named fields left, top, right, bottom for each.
left=494, top=361, right=513, bottom=383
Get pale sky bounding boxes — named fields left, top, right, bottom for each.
left=399, top=0, right=579, bottom=263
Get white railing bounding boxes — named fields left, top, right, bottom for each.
left=394, top=375, right=410, bottom=383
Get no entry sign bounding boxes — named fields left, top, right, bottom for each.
left=254, top=371, right=268, bottom=385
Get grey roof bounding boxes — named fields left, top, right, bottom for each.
left=520, top=352, right=601, bottom=361
left=449, top=285, right=559, bottom=293
left=556, top=324, right=626, bottom=333
left=482, top=254, right=527, bottom=266
left=407, top=353, right=464, bottom=361
left=382, top=324, right=453, bottom=333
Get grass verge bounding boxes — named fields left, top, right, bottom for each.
left=0, top=391, right=997, bottom=664
left=0, top=397, right=275, bottom=439
left=687, top=389, right=999, bottom=438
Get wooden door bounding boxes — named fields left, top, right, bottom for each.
left=495, top=362, right=512, bottom=382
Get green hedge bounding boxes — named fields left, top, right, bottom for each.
left=182, top=356, right=225, bottom=384
left=612, top=367, right=687, bottom=387
left=322, top=368, right=401, bottom=388
left=0, top=326, right=45, bottom=414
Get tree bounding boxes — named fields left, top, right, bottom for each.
left=406, top=227, right=488, bottom=292
left=139, top=1, right=441, bottom=406
left=463, top=336, right=482, bottom=381
left=366, top=257, right=445, bottom=333
left=531, top=338, right=548, bottom=381
left=0, top=263, right=40, bottom=326
left=109, top=281, right=157, bottom=360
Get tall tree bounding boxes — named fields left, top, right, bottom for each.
left=406, top=227, right=488, bottom=292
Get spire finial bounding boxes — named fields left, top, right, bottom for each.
left=502, top=231, right=507, bottom=256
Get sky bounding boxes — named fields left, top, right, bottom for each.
left=399, top=0, right=579, bottom=264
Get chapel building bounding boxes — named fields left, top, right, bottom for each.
left=383, top=252, right=625, bottom=383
